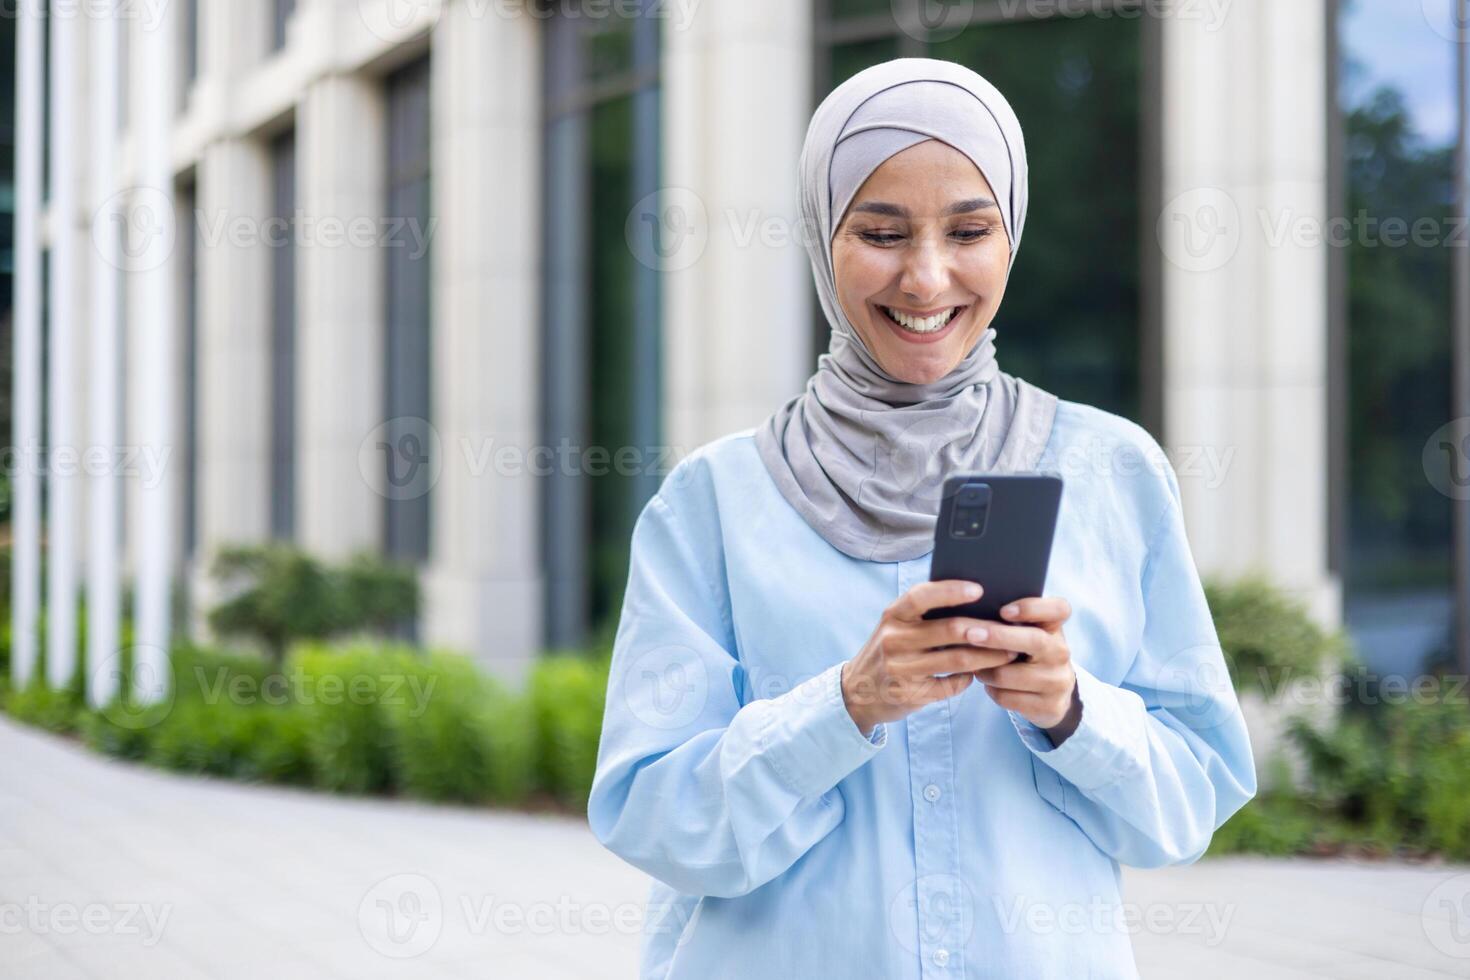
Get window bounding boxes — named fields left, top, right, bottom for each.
left=181, top=182, right=198, bottom=560
left=543, top=2, right=662, bottom=648
left=269, top=130, right=296, bottom=541
left=272, top=0, right=294, bottom=52
left=383, top=56, right=433, bottom=563
left=1335, top=0, right=1460, bottom=676
left=813, top=0, right=1156, bottom=428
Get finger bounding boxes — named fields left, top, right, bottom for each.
left=961, top=621, right=1054, bottom=662
left=890, top=580, right=982, bottom=622
left=970, top=663, right=1050, bottom=693
left=998, top=596, right=1072, bottom=629
left=917, top=646, right=1017, bottom=676
left=982, top=685, right=1049, bottom=714
left=908, top=615, right=996, bottom=652
left=918, top=671, right=975, bottom=705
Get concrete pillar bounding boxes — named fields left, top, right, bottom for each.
left=1158, top=0, right=1340, bottom=627
left=45, top=0, right=84, bottom=690
left=11, top=0, right=44, bottom=690
left=131, top=0, right=178, bottom=700
left=296, top=72, right=385, bottom=559
left=661, top=0, right=814, bottom=451
left=421, top=1, right=542, bottom=681
left=86, top=2, right=122, bottom=708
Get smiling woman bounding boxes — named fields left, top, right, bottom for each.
left=589, top=57, right=1256, bottom=980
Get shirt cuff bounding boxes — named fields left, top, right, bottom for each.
left=1007, top=660, right=1144, bottom=793
left=762, top=660, right=888, bottom=800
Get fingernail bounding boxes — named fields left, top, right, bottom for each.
left=967, top=627, right=988, bottom=643
left=1001, top=605, right=1018, bottom=618
left=965, top=584, right=983, bottom=599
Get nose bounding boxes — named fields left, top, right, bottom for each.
left=897, top=237, right=950, bottom=305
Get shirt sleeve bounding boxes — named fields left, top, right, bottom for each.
left=1006, top=461, right=1259, bottom=868
left=587, top=489, right=888, bottom=899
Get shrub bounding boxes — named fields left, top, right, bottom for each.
left=293, top=642, right=410, bottom=795
left=1204, top=574, right=1350, bottom=697
left=145, top=698, right=313, bottom=785
left=530, top=651, right=612, bottom=809
left=207, top=545, right=419, bottom=664
left=4, top=678, right=84, bottom=733
left=381, top=651, right=534, bottom=804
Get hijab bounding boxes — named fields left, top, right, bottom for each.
left=754, top=57, right=1059, bottom=562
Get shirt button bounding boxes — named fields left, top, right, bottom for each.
left=923, top=783, right=942, bottom=803
left=933, top=948, right=950, bottom=967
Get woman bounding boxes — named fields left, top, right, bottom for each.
left=589, top=57, right=1256, bottom=978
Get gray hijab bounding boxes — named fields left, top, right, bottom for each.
left=755, top=57, right=1059, bottom=563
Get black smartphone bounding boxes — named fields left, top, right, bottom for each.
left=923, top=474, right=1064, bottom=656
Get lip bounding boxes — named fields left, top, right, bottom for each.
left=874, top=303, right=970, bottom=345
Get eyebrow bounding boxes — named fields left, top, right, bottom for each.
left=850, top=197, right=999, bottom=218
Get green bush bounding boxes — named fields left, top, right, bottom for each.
left=1205, top=574, right=1350, bottom=697
left=530, top=651, right=612, bottom=809
left=4, top=678, right=84, bottom=733
left=207, top=545, right=420, bottom=664
left=293, top=642, right=410, bottom=794
left=381, top=651, right=534, bottom=804
left=144, top=698, right=313, bottom=784
left=1285, top=693, right=1470, bottom=859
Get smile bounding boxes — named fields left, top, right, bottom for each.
left=878, top=304, right=969, bottom=343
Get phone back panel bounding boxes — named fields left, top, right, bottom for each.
left=924, top=473, right=1064, bottom=621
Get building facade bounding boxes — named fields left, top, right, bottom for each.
left=9, top=0, right=1469, bottom=692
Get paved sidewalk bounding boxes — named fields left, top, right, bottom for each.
left=2, top=715, right=1468, bottom=979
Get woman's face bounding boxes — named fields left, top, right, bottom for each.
left=830, top=138, right=1011, bottom=385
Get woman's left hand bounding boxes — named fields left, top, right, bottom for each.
left=967, top=596, right=1079, bottom=736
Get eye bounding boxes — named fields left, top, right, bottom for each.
left=951, top=227, right=993, bottom=242
left=858, top=230, right=903, bottom=246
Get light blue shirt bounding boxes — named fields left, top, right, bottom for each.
left=588, top=399, right=1258, bottom=979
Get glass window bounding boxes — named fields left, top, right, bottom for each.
left=272, top=0, right=294, bottom=52
left=813, top=5, right=1149, bottom=424
left=543, top=2, right=661, bottom=649
left=1337, top=0, right=1457, bottom=676
left=383, top=56, right=433, bottom=564
left=269, top=130, right=296, bottom=541
left=181, top=183, right=198, bottom=560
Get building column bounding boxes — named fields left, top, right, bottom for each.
left=44, top=1, right=84, bottom=690
left=661, top=0, right=814, bottom=451
left=86, top=2, right=122, bottom=708
left=421, top=1, right=542, bottom=681
left=131, top=0, right=178, bottom=700
left=11, top=0, right=44, bottom=690
left=1158, top=0, right=1339, bottom=627
left=295, top=73, right=385, bottom=559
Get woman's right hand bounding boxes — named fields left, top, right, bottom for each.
left=840, top=580, right=1019, bottom=737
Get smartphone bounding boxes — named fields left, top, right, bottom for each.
left=923, top=474, right=1064, bottom=655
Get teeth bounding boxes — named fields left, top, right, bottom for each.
left=884, top=306, right=959, bottom=333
